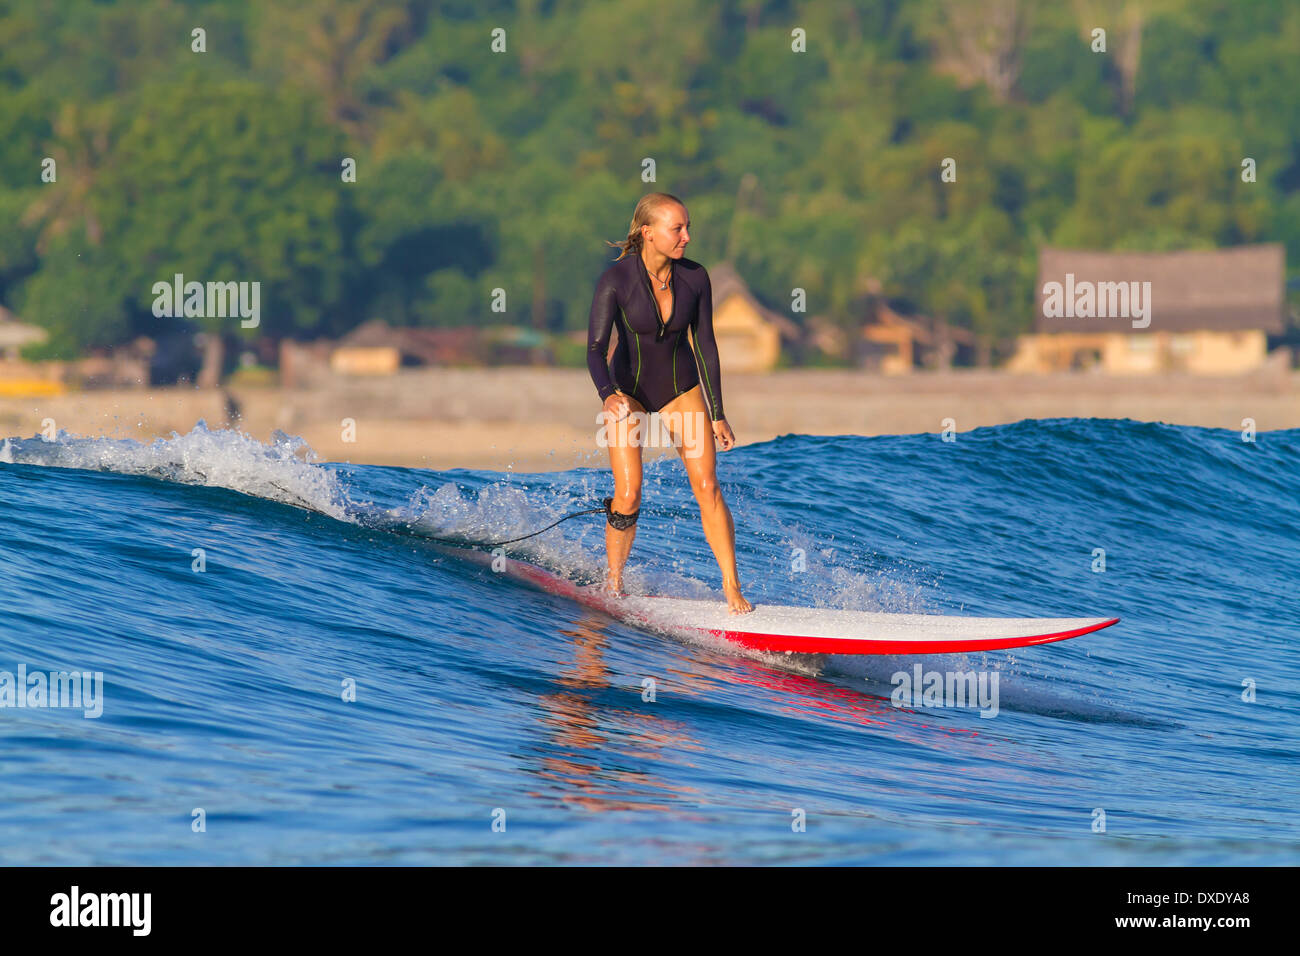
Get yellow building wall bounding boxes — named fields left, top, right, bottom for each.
left=1103, top=334, right=1160, bottom=374
left=1009, top=330, right=1270, bottom=374
left=1181, top=330, right=1267, bottom=374
left=863, top=326, right=915, bottom=374
left=1006, top=333, right=1108, bottom=372
left=0, top=359, right=67, bottom=396
left=331, top=346, right=400, bottom=375
left=1004, top=335, right=1044, bottom=373
left=713, top=296, right=780, bottom=372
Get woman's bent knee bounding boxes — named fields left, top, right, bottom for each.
left=695, top=482, right=723, bottom=512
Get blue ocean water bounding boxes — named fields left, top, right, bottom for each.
left=0, top=417, right=1297, bottom=865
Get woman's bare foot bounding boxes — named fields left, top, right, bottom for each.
left=603, top=568, right=627, bottom=597
left=723, top=582, right=753, bottom=614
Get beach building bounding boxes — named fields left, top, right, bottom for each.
left=0, top=305, right=47, bottom=361
left=0, top=305, right=63, bottom=396
left=858, top=302, right=978, bottom=373
left=707, top=262, right=803, bottom=372
left=1007, top=244, right=1288, bottom=374
left=328, top=320, right=489, bottom=376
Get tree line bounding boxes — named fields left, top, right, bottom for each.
left=0, top=0, right=1295, bottom=374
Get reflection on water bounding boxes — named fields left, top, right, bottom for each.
left=525, top=612, right=703, bottom=813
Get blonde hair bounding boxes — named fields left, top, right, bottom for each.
left=606, top=192, right=686, bottom=260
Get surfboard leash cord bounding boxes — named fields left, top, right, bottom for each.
left=420, top=500, right=628, bottom=548
left=263, top=479, right=616, bottom=548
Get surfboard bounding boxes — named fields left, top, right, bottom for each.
left=450, top=548, right=1119, bottom=655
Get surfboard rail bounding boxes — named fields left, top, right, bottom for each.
left=445, top=547, right=1120, bottom=656
left=708, top=617, right=1120, bottom=655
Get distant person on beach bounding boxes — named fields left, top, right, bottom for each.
left=586, top=192, right=752, bottom=614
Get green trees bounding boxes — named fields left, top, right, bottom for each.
left=0, top=0, right=1295, bottom=372
left=14, top=74, right=346, bottom=364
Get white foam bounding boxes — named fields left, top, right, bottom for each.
left=2, top=421, right=355, bottom=522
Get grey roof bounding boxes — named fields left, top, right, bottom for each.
left=0, top=304, right=49, bottom=348
left=1036, top=244, right=1285, bottom=334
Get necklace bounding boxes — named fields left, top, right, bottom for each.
left=643, top=252, right=670, bottom=289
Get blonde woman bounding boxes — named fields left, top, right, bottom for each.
left=586, top=193, right=753, bottom=614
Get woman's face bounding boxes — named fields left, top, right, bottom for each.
left=642, top=203, right=690, bottom=258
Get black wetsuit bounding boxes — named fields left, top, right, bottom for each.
left=587, top=253, right=725, bottom=421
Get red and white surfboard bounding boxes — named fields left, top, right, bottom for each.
left=455, top=549, right=1119, bottom=655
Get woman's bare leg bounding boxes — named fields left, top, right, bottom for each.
left=661, top=387, right=752, bottom=614
left=603, top=393, right=645, bottom=594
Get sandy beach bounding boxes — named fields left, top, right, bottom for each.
left=2, top=366, right=1296, bottom=472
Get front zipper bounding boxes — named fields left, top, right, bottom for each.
left=642, top=261, right=672, bottom=339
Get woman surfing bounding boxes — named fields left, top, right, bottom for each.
left=586, top=193, right=753, bottom=614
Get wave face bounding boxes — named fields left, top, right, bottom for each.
left=2, top=418, right=1297, bottom=864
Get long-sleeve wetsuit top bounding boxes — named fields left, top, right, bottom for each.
left=586, top=253, right=725, bottom=421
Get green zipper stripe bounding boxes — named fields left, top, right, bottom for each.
left=692, top=330, right=719, bottom=417
left=673, top=330, right=681, bottom=393
left=619, top=304, right=641, bottom=391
